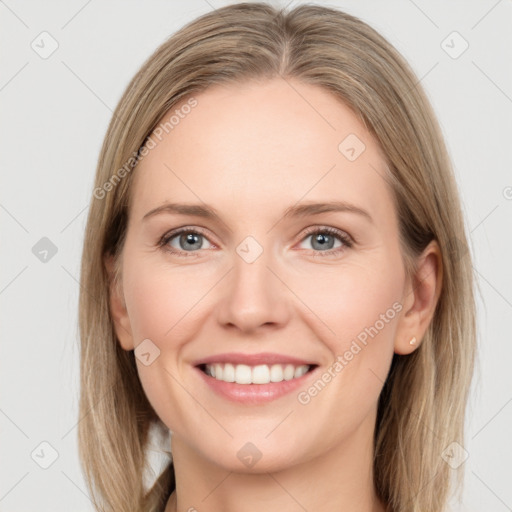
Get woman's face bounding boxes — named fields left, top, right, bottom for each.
left=110, top=78, right=416, bottom=472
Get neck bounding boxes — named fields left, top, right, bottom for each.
left=165, top=409, right=386, bottom=512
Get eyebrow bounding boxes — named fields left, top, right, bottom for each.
left=142, top=200, right=373, bottom=225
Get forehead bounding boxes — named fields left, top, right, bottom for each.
left=131, top=78, right=394, bottom=222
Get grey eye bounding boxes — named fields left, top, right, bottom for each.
left=299, top=231, right=343, bottom=251
left=168, top=231, right=213, bottom=252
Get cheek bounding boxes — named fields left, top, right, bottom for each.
left=121, top=240, right=405, bottom=427
left=291, top=258, right=404, bottom=374
left=121, top=255, right=223, bottom=429
left=290, top=261, right=403, bottom=428
left=123, top=255, right=216, bottom=342
left=122, top=264, right=204, bottom=431
left=297, top=254, right=404, bottom=418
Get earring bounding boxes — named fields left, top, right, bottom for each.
left=409, top=336, right=417, bottom=345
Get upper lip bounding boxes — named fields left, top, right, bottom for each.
left=192, top=352, right=317, bottom=367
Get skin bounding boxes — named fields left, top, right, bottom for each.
left=106, top=78, right=442, bottom=512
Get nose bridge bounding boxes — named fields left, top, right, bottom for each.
left=216, top=234, right=289, bottom=331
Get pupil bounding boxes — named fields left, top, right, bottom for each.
left=313, top=233, right=333, bottom=250
left=177, top=232, right=335, bottom=252
left=181, top=233, right=201, bottom=250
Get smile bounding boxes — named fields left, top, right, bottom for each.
left=200, top=363, right=314, bottom=384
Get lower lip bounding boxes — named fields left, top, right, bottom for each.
left=195, top=366, right=318, bottom=404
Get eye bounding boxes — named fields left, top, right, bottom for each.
left=297, top=227, right=353, bottom=257
left=159, top=227, right=214, bottom=257
left=158, top=226, right=353, bottom=258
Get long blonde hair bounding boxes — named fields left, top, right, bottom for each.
left=78, top=3, right=476, bottom=511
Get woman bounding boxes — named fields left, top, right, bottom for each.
left=78, top=3, right=476, bottom=511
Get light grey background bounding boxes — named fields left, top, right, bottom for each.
left=1, top=0, right=511, bottom=510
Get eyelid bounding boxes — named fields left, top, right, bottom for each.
left=158, top=224, right=354, bottom=257
left=299, top=225, right=354, bottom=247
left=158, top=225, right=216, bottom=250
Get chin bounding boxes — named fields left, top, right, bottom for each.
left=197, top=436, right=306, bottom=475
left=213, top=451, right=301, bottom=475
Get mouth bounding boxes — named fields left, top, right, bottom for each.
left=192, top=352, right=320, bottom=403
left=197, top=362, right=318, bottom=385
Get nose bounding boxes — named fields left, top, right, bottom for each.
left=215, top=241, right=291, bottom=333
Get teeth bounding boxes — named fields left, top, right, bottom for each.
left=204, top=363, right=311, bottom=384
left=252, top=364, right=269, bottom=384
left=223, top=363, right=235, bottom=382
left=294, top=365, right=309, bottom=378
left=270, top=364, right=283, bottom=382
left=284, top=364, right=295, bottom=380
left=235, top=364, right=252, bottom=384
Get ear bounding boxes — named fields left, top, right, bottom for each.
left=394, top=240, right=443, bottom=355
left=104, top=253, right=135, bottom=351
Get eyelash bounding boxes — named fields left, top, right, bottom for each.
left=157, top=226, right=354, bottom=258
